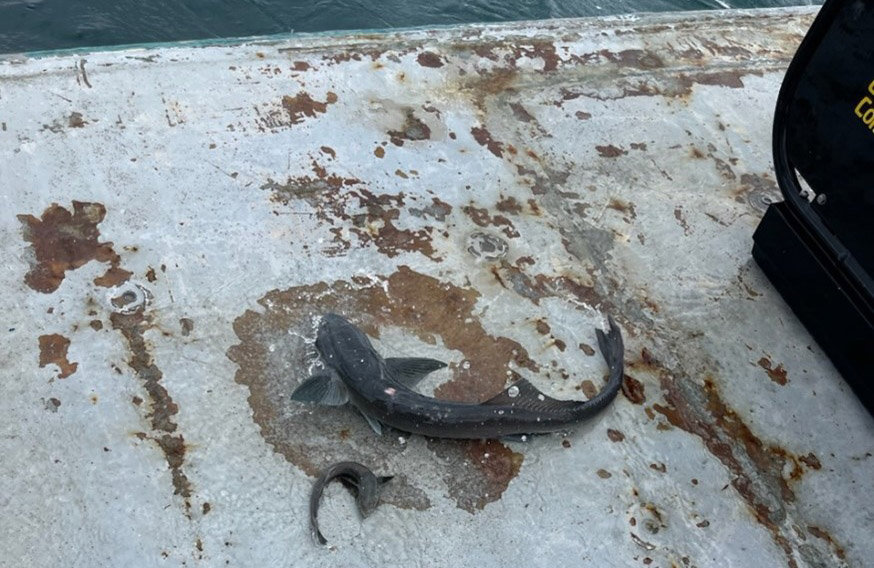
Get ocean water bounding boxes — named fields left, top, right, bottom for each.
left=0, top=0, right=818, bottom=54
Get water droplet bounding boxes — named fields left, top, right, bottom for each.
left=521, top=435, right=528, bottom=442
left=462, top=360, right=471, bottom=370
left=508, top=385, right=520, bottom=398
left=497, top=410, right=504, bottom=415
left=398, top=436, right=406, bottom=444
left=268, top=344, right=276, bottom=353
left=537, top=394, right=545, bottom=401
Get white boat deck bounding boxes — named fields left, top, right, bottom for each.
left=2, top=7, right=871, bottom=567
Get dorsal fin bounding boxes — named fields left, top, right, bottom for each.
left=482, top=379, right=577, bottom=413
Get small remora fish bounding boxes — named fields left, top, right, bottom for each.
left=309, top=461, right=392, bottom=546
left=291, top=313, right=625, bottom=439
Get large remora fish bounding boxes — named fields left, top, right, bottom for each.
left=291, top=313, right=624, bottom=439
left=309, top=461, right=392, bottom=546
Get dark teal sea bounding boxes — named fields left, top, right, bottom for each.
left=0, top=0, right=819, bottom=54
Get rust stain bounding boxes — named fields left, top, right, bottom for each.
left=596, top=469, right=612, bottom=479
left=280, top=91, right=337, bottom=125
left=416, top=51, right=444, bottom=68
left=556, top=68, right=763, bottom=103
left=263, top=162, right=438, bottom=260
left=180, top=318, right=194, bottom=337
left=202, top=502, right=211, bottom=515
left=352, top=189, right=438, bottom=260
left=808, top=526, right=846, bottom=560
left=228, top=266, right=541, bottom=512
left=673, top=206, right=691, bottom=236
left=388, top=109, right=431, bottom=146
left=373, top=146, right=385, bottom=158
left=471, top=126, right=504, bottom=158
left=649, top=462, right=667, bottom=473
left=799, top=453, right=821, bottom=470
left=607, top=429, right=625, bottom=442
left=428, top=439, right=523, bottom=513
left=757, top=357, right=788, bottom=386
left=513, top=41, right=560, bottom=71
left=462, top=205, right=519, bottom=239
left=18, top=202, right=132, bottom=293
left=496, top=196, right=523, bottom=214
left=491, top=260, right=603, bottom=309
left=145, top=267, right=157, bottom=283
left=291, top=61, right=310, bottom=71
left=736, top=172, right=779, bottom=204
left=621, top=374, right=646, bottom=404
left=89, top=320, right=103, bottom=331
left=579, top=342, right=596, bottom=356
left=598, top=49, right=664, bottom=69
left=111, top=308, right=192, bottom=505
left=580, top=380, right=598, bottom=399
left=409, top=197, right=453, bottom=221
left=535, top=320, right=550, bottom=335
left=68, top=112, right=87, bottom=128
left=607, top=198, right=637, bottom=221
left=320, top=146, right=336, bottom=159
left=650, top=370, right=833, bottom=568
left=596, top=145, right=628, bottom=158
left=38, top=334, right=78, bottom=378
left=508, top=102, right=536, bottom=123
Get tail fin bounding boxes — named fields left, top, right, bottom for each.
left=580, top=315, right=625, bottom=416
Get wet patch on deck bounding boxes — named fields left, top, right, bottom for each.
left=228, top=266, right=542, bottom=512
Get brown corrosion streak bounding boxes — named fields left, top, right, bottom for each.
left=646, top=361, right=826, bottom=567
left=471, top=126, right=504, bottom=158
left=111, top=310, right=192, bottom=502
left=228, top=266, right=536, bottom=512
left=491, top=260, right=603, bottom=309
left=263, top=162, right=438, bottom=260
left=38, top=334, right=78, bottom=378
left=18, top=201, right=132, bottom=293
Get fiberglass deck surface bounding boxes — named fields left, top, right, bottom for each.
left=1, top=7, right=872, bottom=568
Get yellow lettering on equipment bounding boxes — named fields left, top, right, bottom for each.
left=856, top=96, right=872, bottom=118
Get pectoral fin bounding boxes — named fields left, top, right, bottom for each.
left=385, top=357, right=447, bottom=388
left=291, top=372, right=350, bottom=406
left=359, top=410, right=384, bottom=436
